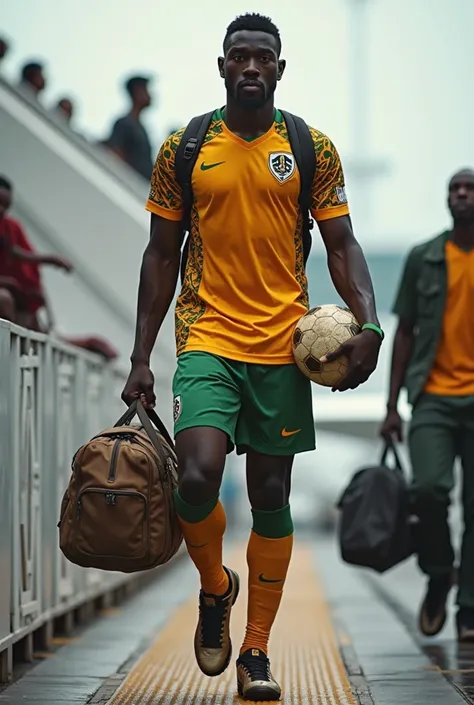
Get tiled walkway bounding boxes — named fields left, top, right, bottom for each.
left=1, top=536, right=472, bottom=704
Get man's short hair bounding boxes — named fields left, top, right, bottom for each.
left=223, top=13, right=282, bottom=56
left=21, top=61, right=43, bottom=81
left=0, top=38, right=9, bottom=57
left=450, top=167, right=474, bottom=181
left=0, top=176, right=12, bottom=191
left=125, top=75, right=150, bottom=97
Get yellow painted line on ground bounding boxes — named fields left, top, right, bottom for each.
left=108, top=544, right=357, bottom=704
left=51, top=637, right=79, bottom=645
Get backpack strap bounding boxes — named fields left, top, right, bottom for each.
left=280, top=110, right=316, bottom=264
left=175, top=111, right=215, bottom=282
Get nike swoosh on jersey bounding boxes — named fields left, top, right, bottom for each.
left=259, top=573, right=283, bottom=583
left=281, top=428, right=301, bottom=437
left=200, top=161, right=225, bottom=171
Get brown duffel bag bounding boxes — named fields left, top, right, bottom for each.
left=58, top=399, right=183, bottom=573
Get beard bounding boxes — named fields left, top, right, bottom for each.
left=225, top=75, right=277, bottom=110
left=450, top=204, right=474, bottom=224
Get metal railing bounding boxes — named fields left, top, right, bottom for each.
left=0, top=320, right=158, bottom=678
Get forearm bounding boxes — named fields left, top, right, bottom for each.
left=326, top=238, right=379, bottom=326
left=387, top=325, right=414, bottom=409
left=11, top=247, right=45, bottom=263
left=130, top=246, right=180, bottom=365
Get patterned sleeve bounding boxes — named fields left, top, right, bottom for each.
left=145, top=128, right=185, bottom=221
left=309, top=128, right=350, bottom=222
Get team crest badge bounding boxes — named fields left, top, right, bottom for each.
left=173, top=395, right=182, bottom=423
left=268, top=152, right=296, bottom=183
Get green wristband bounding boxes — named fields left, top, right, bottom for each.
left=362, top=323, right=384, bottom=340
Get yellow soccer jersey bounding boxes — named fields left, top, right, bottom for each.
left=146, top=108, right=350, bottom=364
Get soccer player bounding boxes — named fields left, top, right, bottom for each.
left=122, top=13, right=382, bottom=700
left=381, top=168, right=474, bottom=643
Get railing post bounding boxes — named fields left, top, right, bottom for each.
left=54, top=348, right=78, bottom=606
left=11, top=333, right=42, bottom=630
left=41, top=337, right=56, bottom=616
left=10, top=329, right=21, bottom=635
left=0, top=323, right=13, bottom=652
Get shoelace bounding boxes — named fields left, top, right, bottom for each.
left=241, top=655, right=270, bottom=681
left=200, top=598, right=229, bottom=648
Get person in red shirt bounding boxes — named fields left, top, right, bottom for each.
left=0, top=175, right=73, bottom=329
left=0, top=176, right=119, bottom=360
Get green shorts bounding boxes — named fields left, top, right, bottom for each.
left=172, top=351, right=315, bottom=456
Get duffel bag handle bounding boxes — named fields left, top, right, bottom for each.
left=139, top=404, right=175, bottom=451
left=380, top=438, right=403, bottom=472
left=115, top=398, right=142, bottom=427
left=145, top=408, right=174, bottom=449
left=115, top=399, right=175, bottom=461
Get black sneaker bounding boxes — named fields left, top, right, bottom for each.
left=193, top=567, right=240, bottom=677
left=457, top=608, right=474, bottom=643
left=236, top=648, right=281, bottom=701
left=418, top=572, right=453, bottom=636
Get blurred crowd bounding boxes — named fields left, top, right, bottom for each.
left=0, top=34, right=157, bottom=181
left=0, top=33, right=156, bottom=360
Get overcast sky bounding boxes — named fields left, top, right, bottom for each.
left=2, top=0, right=473, bottom=250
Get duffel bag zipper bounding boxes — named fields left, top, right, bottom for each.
left=107, top=433, right=138, bottom=483
left=133, top=436, right=171, bottom=485
left=90, top=430, right=171, bottom=486
left=108, top=439, right=122, bottom=482
left=100, top=433, right=168, bottom=485
left=76, top=488, right=148, bottom=518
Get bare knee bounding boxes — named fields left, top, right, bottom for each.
left=251, top=474, right=287, bottom=511
left=246, top=451, right=292, bottom=511
left=176, top=427, right=227, bottom=505
left=0, top=288, right=16, bottom=322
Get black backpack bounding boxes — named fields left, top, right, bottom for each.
left=174, top=110, right=317, bottom=283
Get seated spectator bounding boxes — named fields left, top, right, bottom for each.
left=0, top=176, right=118, bottom=360
left=107, top=75, right=154, bottom=180
left=0, top=175, right=72, bottom=330
left=0, top=37, right=9, bottom=65
left=55, top=97, right=74, bottom=124
left=19, top=61, right=46, bottom=98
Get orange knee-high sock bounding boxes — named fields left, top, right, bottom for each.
left=174, top=490, right=229, bottom=596
left=240, top=505, right=294, bottom=655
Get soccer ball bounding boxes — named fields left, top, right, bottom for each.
left=292, top=304, right=361, bottom=387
